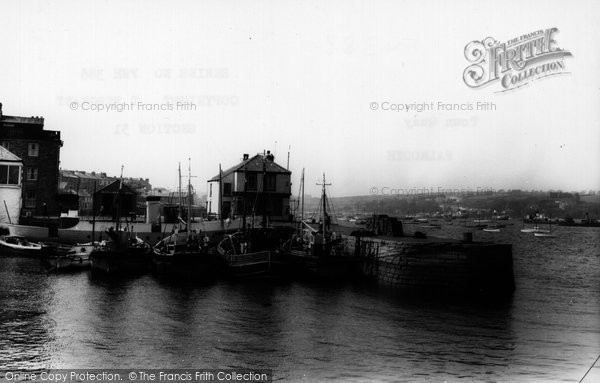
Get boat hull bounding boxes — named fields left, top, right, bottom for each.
left=8, top=219, right=247, bottom=245
left=152, top=251, right=220, bottom=279
left=90, top=248, right=151, bottom=274
left=280, top=249, right=359, bottom=280
left=6, top=224, right=50, bottom=242
left=0, top=236, right=44, bottom=257
left=0, top=244, right=43, bottom=257
left=219, top=251, right=274, bottom=278
left=42, top=244, right=95, bottom=271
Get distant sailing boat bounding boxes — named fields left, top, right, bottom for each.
left=521, top=216, right=550, bottom=233
left=483, top=210, right=502, bottom=232
left=534, top=216, right=556, bottom=238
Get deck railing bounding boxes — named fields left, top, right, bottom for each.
left=227, top=251, right=271, bottom=266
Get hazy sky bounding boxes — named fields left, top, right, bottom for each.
left=1, top=0, right=599, bottom=198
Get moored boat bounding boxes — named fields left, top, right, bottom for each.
left=280, top=174, right=358, bottom=280
left=0, top=235, right=43, bottom=256
left=483, top=228, right=501, bottom=233
left=43, top=242, right=97, bottom=271
left=152, top=231, right=219, bottom=279
left=90, top=231, right=151, bottom=274
left=217, top=228, right=286, bottom=278
left=534, top=232, right=556, bottom=238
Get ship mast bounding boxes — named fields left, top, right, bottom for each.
left=116, top=165, right=124, bottom=232
left=300, top=168, right=305, bottom=222
left=178, top=162, right=182, bottom=231
left=187, top=158, right=192, bottom=238
left=317, top=173, right=331, bottom=249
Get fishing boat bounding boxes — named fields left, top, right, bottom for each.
left=280, top=173, right=357, bottom=280
left=152, top=161, right=219, bottom=279
left=153, top=231, right=217, bottom=278
left=90, top=229, right=151, bottom=274
left=89, top=167, right=152, bottom=274
left=217, top=227, right=287, bottom=277
left=43, top=242, right=97, bottom=271
left=0, top=235, right=43, bottom=256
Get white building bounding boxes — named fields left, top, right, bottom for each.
left=207, top=151, right=292, bottom=221
left=0, top=146, right=23, bottom=224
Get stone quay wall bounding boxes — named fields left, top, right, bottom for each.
left=342, top=236, right=514, bottom=294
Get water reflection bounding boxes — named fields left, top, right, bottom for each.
left=0, top=224, right=598, bottom=382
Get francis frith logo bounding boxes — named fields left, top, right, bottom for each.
left=463, top=28, right=572, bottom=92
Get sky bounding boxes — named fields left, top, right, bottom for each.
left=1, top=0, right=599, bottom=198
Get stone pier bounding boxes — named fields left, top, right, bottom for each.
left=344, top=236, right=514, bottom=295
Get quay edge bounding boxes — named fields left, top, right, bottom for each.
left=345, top=235, right=515, bottom=296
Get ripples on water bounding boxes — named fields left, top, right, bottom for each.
left=1, top=224, right=599, bottom=382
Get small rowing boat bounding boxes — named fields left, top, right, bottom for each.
left=0, top=235, right=43, bottom=256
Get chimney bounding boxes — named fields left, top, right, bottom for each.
left=0, top=102, right=3, bottom=119
left=243, top=153, right=249, bottom=161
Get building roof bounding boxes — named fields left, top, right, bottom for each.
left=148, top=189, right=190, bottom=198
left=209, top=153, right=290, bottom=182
left=96, top=179, right=136, bottom=195
left=0, top=146, right=22, bottom=162
left=61, top=169, right=109, bottom=180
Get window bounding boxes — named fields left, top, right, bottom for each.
left=27, top=168, right=38, bottom=181
left=25, top=191, right=36, bottom=208
left=264, top=174, right=276, bottom=191
left=246, top=173, right=257, bottom=190
left=0, top=165, right=21, bottom=185
left=9, top=166, right=19, bottom=184
left=0, top=165, right=7, bottom=184
left=209, top=183, right=212, bottom=197
left=28, top=143, right=39, bottom=157
left=223, top=182, right=232, bottom=196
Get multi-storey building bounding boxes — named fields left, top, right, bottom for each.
left=0, top=103, right=62, bottom=218
left=206, top=151, right=292, bottom=221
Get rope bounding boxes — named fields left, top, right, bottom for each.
left=579, top=354, right=600, bottom=383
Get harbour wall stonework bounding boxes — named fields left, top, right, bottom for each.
left=343, top=236, right=514, bottom=294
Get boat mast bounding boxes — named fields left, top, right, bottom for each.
left=300, top=168, right=305, bottom=222
left=178, top=162, right=183, bottom=232
left=187, top=158, right=192, bottom=238
left=116, top=165, right=124, bottom=232
left=242, top=160, right=247, bottom=231
left=92, top=181, right=96, bottom=242
left=262, top=157, right=267, bottom=228
left=219, top=163, right=223, bottom=227
left=317, top=173, right=331, bottom=248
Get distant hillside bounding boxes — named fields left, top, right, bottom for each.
left=293, top=191, right=600, bottom=219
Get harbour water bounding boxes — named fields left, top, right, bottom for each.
left=1, top=222, right=599, bottom=382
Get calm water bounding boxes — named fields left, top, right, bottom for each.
left=1, top=223, right=599, bottom=382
